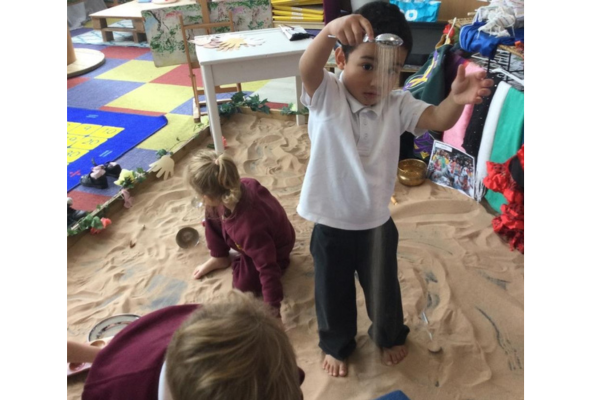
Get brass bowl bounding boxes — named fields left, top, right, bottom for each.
left=397, top=159, right=427, bottom=187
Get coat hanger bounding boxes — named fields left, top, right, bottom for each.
left=490, top=67, right=524, bottom=86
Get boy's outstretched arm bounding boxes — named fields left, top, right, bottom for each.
left=299, top=15, right=374, bottom=97
left=416, top=64, right=494, bottom=132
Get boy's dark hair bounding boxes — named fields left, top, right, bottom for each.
left=341, top=1, right=413, bottom=59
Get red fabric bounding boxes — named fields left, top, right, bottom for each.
left=517, top=145, right=524, bottom=168
left=483, top=145, right=524, bottom=253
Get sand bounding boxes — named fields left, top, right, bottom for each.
left=67, top=113, right=524, bottom=400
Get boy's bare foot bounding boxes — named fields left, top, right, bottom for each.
left=322, top=354, right=348, bottom=377
left=192, top=256, right=230, bottom=279
left=382, top=345, right=408, bottom=366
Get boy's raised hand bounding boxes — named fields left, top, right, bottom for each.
left=450, top=64, right=494, bottom=105
left=326, top=14, right=374, bottom=46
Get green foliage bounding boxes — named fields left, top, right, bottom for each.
left=231, top=91, right=246, bottom=104
left=244, top=94, right=270, bottom=114
left=218, top=91, right=271, bottom=118
left=116, top=168, right=147, bottom=190
left=67, top=206, right=104, bottom=236
left=280, top=103, right=295, bottom=115
left=280, top=104, right=309, bottom=116
left=219, top=102, right=241, bottom=118
left=156, top=149, right=169, bottom=159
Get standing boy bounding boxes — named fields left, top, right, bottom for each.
left=298, top=2, right=493, bottom=377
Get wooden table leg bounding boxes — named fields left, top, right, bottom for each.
left=68, top=24, right=76, bottom=65
left=133, top=20, right=146, bottom=43
left=92, top=18, right=114, bottom=42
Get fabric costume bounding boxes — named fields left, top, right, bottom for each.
left=401, top=44, right=457, bottom=162
left=462, top=73, right=504, bottom=157
left=82, top=305, right=305, bottom=400
left=299, top=71, right=430, bottom=360
left=459, top=22, right=524, bottom=58
left=483, top=145, right=524, bottom=253
left=442, top=61, right=484, bottom=151
left=204, top=178, right=295, bottom=314
left=475, top=80, right=511, bottom=200
left=483, top=86, right=524, bottom=212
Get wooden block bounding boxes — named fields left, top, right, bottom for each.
left=133, top=19, right=145, bottom=33
left=101, top=29, right=115, bottom=42
left=92, top=18, right=107, bottom=30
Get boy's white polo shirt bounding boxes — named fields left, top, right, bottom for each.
left=298, top=70, right=431, bottom=231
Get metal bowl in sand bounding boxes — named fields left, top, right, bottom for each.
left=176, top=227, right=200, bottom=249
left=88, top=314, right=141, bottom=342
left=397, top=159, right=427, bottom=187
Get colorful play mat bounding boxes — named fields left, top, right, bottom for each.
left=67, top=107, right=167, bottom=192
left=68, top=24, right=291, bottom=211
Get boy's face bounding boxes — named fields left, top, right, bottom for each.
left=335, top=43, right=408, bottom=106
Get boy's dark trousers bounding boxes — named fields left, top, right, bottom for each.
left=310, top=218, right=410, bottom=361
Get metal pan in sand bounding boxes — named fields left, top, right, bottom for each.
left=176, top=227, right=200, bottom=249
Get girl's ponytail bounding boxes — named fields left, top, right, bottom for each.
left=187, top=150, right=241, bottom=207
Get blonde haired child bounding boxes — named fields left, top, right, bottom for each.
left=81, top=291, right=305, bottom=400
left=187, top=149, right=296, bottom=317
left=166, top=292, right=303, bottom=400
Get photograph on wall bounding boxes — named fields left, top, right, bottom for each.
left=426, top=140, right=476, bottom=199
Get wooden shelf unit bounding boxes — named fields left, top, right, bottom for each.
left=273, top=21, right=325, bottom=30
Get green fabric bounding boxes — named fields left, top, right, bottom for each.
left=484, top=87, right=524, bottom=212
left=403, top=44, right=453, bottom=106
left=402, top=44, right=453, bottom=161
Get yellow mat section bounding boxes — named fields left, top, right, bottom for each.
left=97, top=60, right=179, bottom=83
left=137, top=113, right=199, bottom=151
left=107, top=83, right=193, bottom=113
left=239, top=80, right=270, bottom=92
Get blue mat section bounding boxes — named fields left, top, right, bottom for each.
left=374, top=390, right=411, bottom=400
left=67, top=79, right=144, bottom=109
left=67, top=107, right=167, bottom=192
left=70, top=148, right=158, bottom=196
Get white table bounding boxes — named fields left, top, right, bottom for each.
left=195, top=28, right=312, bottom=154
left=90, top=0, right=195, bottom=43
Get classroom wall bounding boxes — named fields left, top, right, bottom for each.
left=437, top=0, right=481, bottom=22
left=333, top=0, right=482, bottom=24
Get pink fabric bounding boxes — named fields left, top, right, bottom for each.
left=90, top=165, right=106, bottom=179
left=120, top=189, right=134, bottom=208
left=442, top=62, right=485, bottom=151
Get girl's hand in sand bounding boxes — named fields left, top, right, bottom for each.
left=192, top=256, right=231, bottom=280
left=325, top=14, right=374, bottom=46
left=451, top=64, right=494, bottom=105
